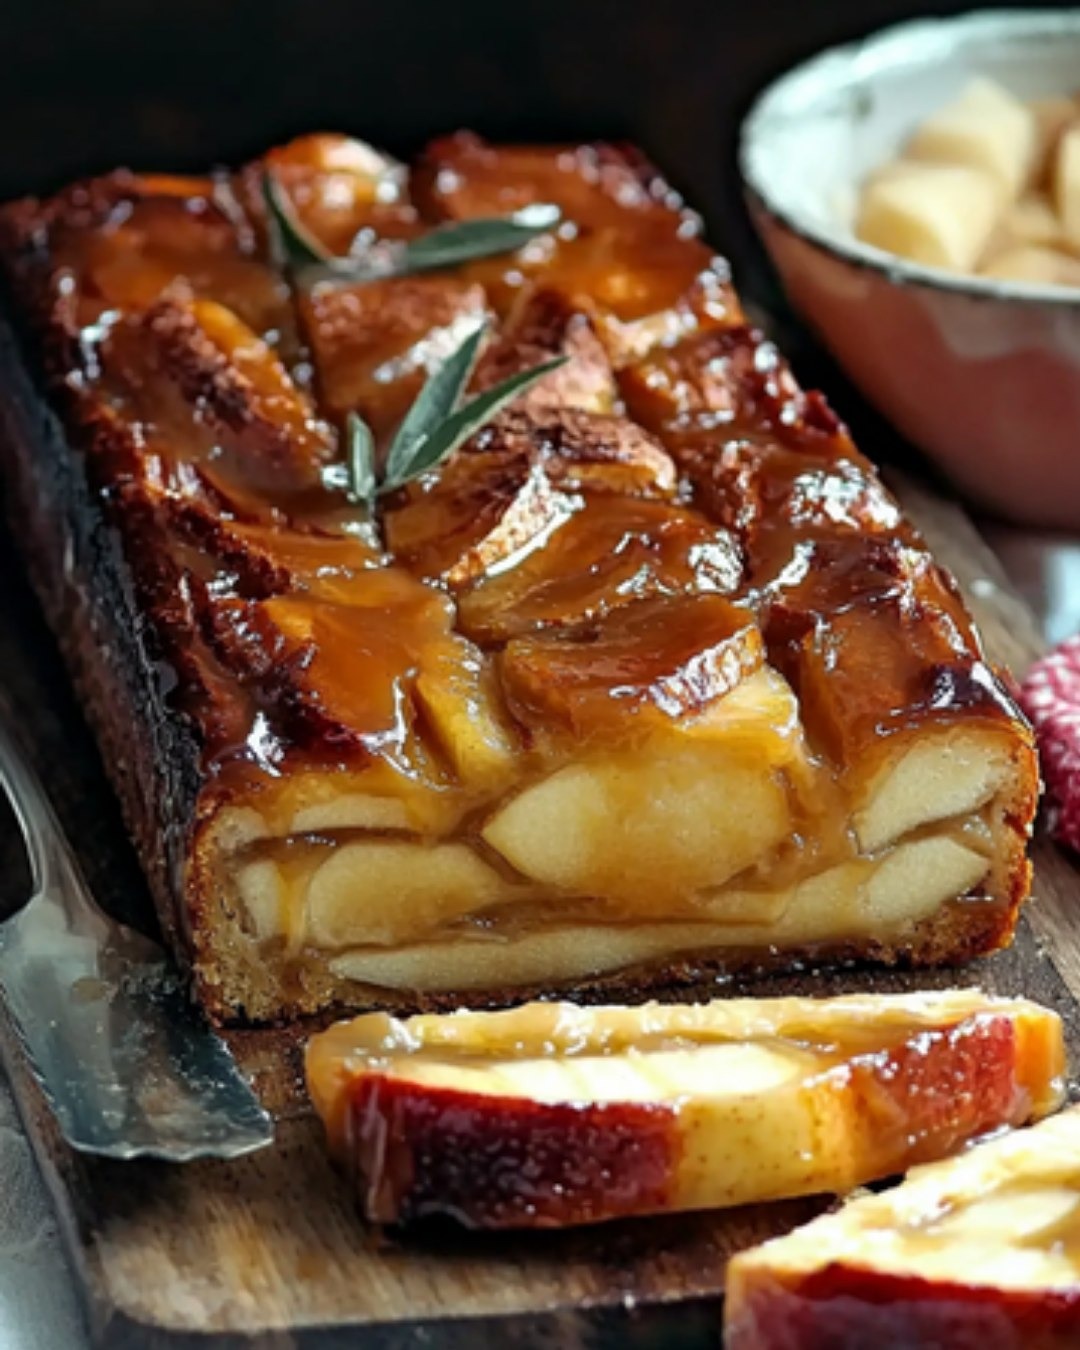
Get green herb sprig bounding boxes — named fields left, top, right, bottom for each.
left=344, top=322, right=566, bottom=517
left=262, top=172, right=561, bottom=285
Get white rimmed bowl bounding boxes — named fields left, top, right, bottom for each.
left=740, top=9, right=1080, bottom=529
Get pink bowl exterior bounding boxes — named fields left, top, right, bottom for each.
left=755, top=205, right=1080, bottom=529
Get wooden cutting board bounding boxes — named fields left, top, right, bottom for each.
left=1, top=472, right=1078, bottom=1349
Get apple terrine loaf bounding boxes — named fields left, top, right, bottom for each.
left=0, top=132, right=1038, bottom=1022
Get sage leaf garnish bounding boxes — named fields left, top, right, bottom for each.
left=393, top=204, right=561, bottom=276
left=383, top=325, right=487, bottom=488
left=345, top=411, right=377, bottom=513
left=339, top=322, right=567, bottom=527
left=261, top=172, right=561, bottom=284
left=385, top=354, right=567, bottom=491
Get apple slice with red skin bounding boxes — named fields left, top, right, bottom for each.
left=305, top=991, right=1064, bottom=1231
left=726, top=1104, right=1080, bottom=1350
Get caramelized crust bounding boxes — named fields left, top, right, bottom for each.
left=0, top=132, right=1038, bottom=1022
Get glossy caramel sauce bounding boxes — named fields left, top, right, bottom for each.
left=3, top=132, right=1034, bottom=969
left=315, top=991, right=1023, bottom=1064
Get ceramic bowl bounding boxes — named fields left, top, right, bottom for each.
left=740, top=9, right=1080, bottom=529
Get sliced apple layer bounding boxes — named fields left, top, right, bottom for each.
left=202, top=657, right=1016, bottom=1015
left=726, top=1103, right=1080, bottom=1350
left=305, top=991, right=1064, bottom=1229
left=324, top=833, right=993, bottom=991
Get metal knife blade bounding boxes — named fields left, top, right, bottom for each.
left=0, top=714, right=273, bottom=1160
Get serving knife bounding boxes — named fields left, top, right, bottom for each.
left=0, top=712, right=273, bottom=1160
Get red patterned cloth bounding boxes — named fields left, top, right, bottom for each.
left=1020, top=635, right=1080, bottom=853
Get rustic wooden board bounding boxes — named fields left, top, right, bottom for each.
left=1, top=470, right=1079, bottom=1349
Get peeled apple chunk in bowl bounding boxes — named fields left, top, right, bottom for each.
left=855, top=73, right=1080, bottom=285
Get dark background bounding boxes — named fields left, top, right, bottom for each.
left=3, top=0, right=1076, bottom=282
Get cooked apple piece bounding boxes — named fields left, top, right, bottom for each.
left=384, top=443, right=581, bottom=586
left=300, top=276, right=487, bottom=442
left=482, top=665, right=798, bottom=902
left=414, top=132, right=687, bottom=234
left=186, top=297, right=336, bottom=470
left=384, top=408, right=676, bottom=584
left=855, top=728, right=1020, bottom=854
left=472, top=287, right=619, bottom=414
left=725, top=1104, right=1080, bottom=1350
left=201, top=575, right=458, bottom=762
left=906, top=77, right=1036, bottom=202
left=497, top=594, right=763, bottom=738
left=413, top=648, right=521, bottom=789
left=327, top=922, right=791, bottom=991
left=856, top=161, right=1001, bottom=270
left=259, top=762, right=462, bottom=836
left=760, top=533, right=926, bottom=633
left=780, top=583, right=1030, bottom=788
left=619, top=324, right=842, bottom=449
left=166, top=504, right=381, bottom=601
left=236, top=845, right=328, bottom=947
left=305, top=991, right=1064, bottom=1229
left=730, top=833, right=992, bottom=945
left=244, top=133, right=417, bottom=256
left=536, top=229, right=740, bottom=367
left=297, top=838, right=515, bottom=948
left=660, top=436, right=899, bottom=561
left=287, top=792, right=414, bottom=836
left=101, top=296, right=335, bottom=509
left=201, top=575, right=519, bottom=789
left=66, top=177, right=296, bottom=346
left=480, top=748, right=787, bottom=901
left=455, top=495, right=742, bottom=644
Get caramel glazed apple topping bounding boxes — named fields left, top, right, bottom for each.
left=1, top=132, right=1037, bottom=1020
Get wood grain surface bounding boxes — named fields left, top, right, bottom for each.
left=0, top=472, right=1078, bottom=1349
